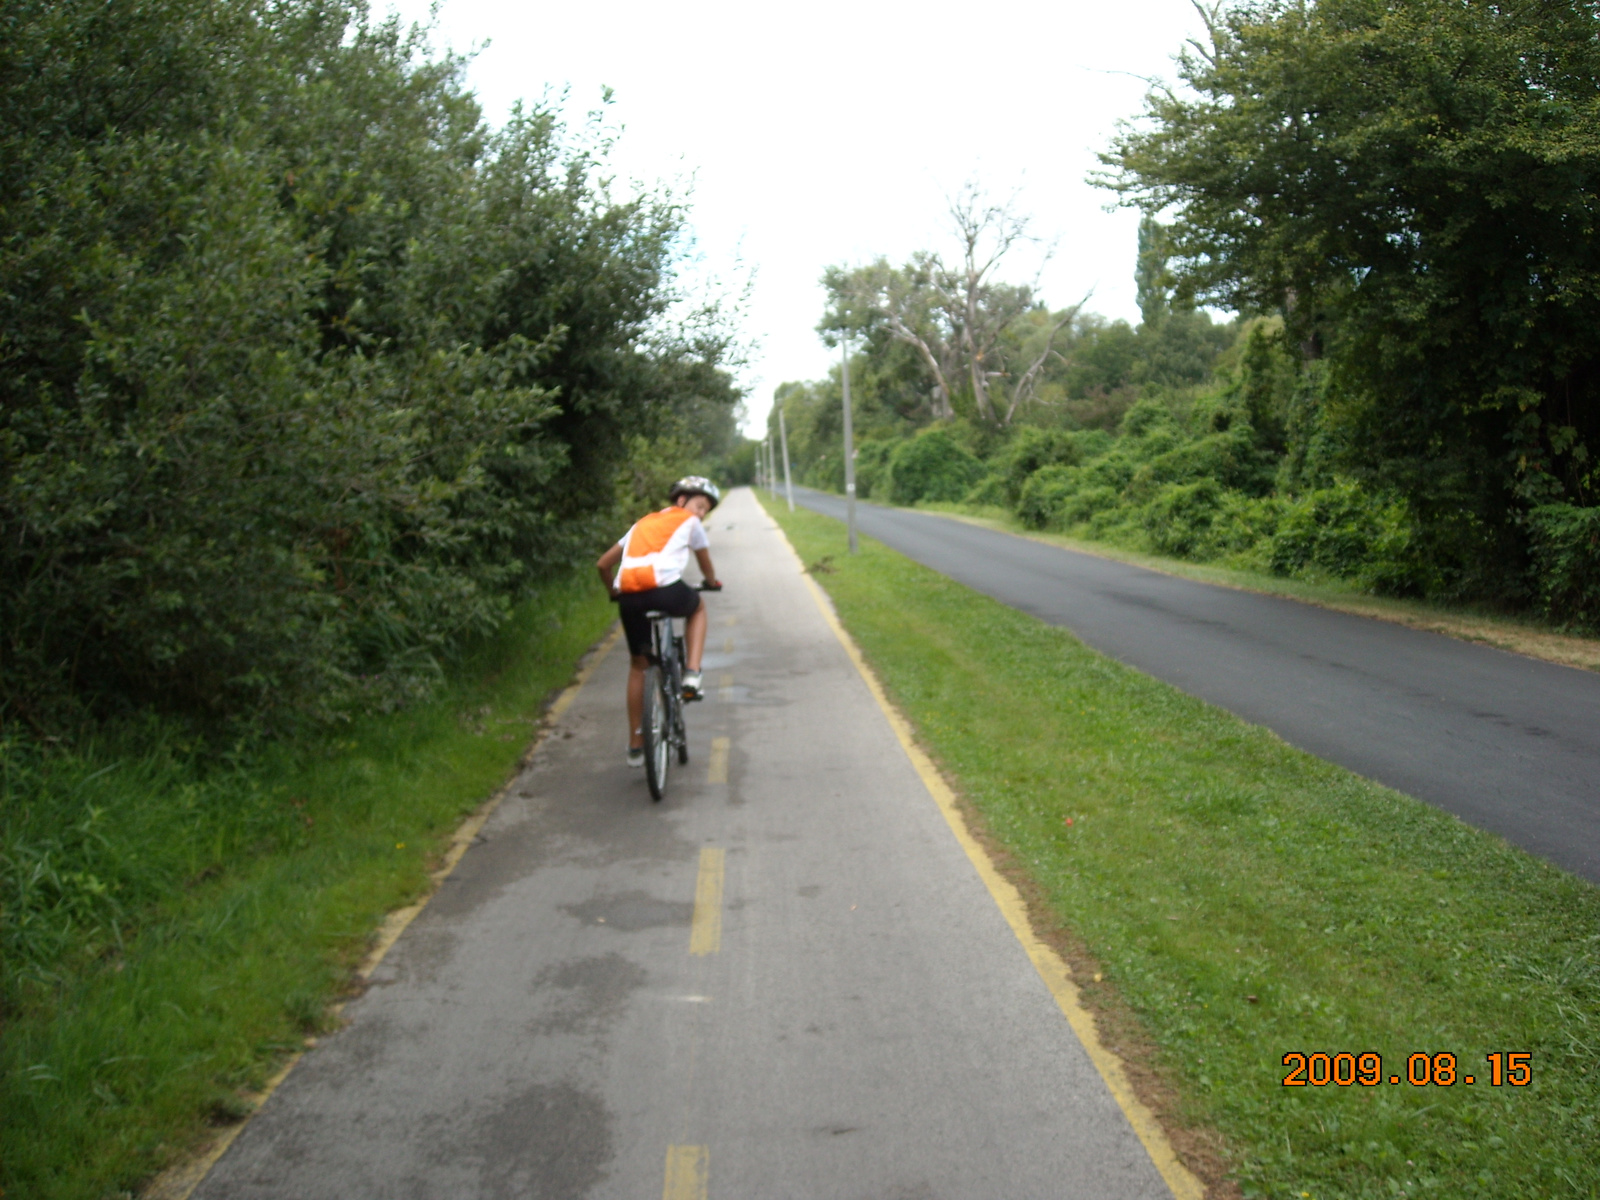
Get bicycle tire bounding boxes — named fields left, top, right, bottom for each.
left=642, top=665, right=670, bottom=801
left=664, top=635, right=689, bottom=765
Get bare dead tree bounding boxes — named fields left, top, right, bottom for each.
left=1002, top=292, right=1092, bottom=423
left=820, top=183, right=1065, bottom=425
left=925, top=185, right=1041, bottom=423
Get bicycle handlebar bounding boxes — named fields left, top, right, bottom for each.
left=697, top=581, right=723, bottom=592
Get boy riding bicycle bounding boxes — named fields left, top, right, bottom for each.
left=596, top=476, right=722, bottom=767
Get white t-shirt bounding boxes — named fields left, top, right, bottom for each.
left=614, top=507, right=710, bottom=592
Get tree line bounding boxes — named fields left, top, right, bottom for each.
left=774, top=0, right=1600, bottom=627
left=0, top=0, right=744, bottom=735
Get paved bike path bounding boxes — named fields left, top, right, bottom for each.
left=791, top=487, right=1600, bottom=885
left=193, top=488, right=1177, bottom=1200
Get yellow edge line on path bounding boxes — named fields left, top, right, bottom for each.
left=145, top=625, right=623, bottom=1200
left=771, top=523, right=1205, bottom=1200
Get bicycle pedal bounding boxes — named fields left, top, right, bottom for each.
left=683, top=690, right=704, bottom=702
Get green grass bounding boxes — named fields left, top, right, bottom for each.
left=767, top=498, right=1600, bottom=1200
left=1, top=574, right=616, bottom=1200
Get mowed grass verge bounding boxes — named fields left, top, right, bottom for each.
left=1, top=576, right=617, bottom=1200
left=764, top=497, right=1600, bottom=1200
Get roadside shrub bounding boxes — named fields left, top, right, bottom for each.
left=885, top=428, right=985, bottom=504
left=1143, top=479, right=1225, bottom=557
left=1129, top=427, right=1276, bottom=501
left=964, top=472, right=1009, bottom=507
left=1270, top=481, right=1422, bottom=594
left=854, top=439, right=897, bottom=499
left=991, top=426, right=1083, bottom=505
left=804, top=450, right=847, bottom=494
left=1207, top=493, right=1283, bottom=561
left=1150, top=487, right=1282, bottom=563
left=1526, top=503, right=1600, bottom=629
left=1017, top=465, right=1081, bottom=528
left=1060, top=486, right=1124, bottom=529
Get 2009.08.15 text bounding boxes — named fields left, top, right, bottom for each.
left=1282, top=1052, right=1531, bottom=1087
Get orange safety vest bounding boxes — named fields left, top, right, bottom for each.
left=616, top=507, right=697, bottom=593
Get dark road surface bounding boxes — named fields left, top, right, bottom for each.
left=793, top=488, right=1600, bottom=885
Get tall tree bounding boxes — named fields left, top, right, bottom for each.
left=1101, top=0, right=1600, bottom=587
left=0, top=0, right=742, bottom=729
left=820, top=186, right=1079, bottom=425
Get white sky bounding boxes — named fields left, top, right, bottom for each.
left=385, top=0, right=1208, bottom=432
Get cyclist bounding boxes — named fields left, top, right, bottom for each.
left=596, top=476, right=722, bottom=767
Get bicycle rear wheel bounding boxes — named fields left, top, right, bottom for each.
left=668, top=651, right=690, bottom=765
left=642, top=665, right=670, bottom=801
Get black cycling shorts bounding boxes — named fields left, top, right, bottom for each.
left=616, top=580, right=702, bottom=657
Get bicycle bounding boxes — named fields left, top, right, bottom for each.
left=640, top=582, right=720, bottom=802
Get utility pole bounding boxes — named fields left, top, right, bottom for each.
left=840, top=335, right=858, bottom=555
left=778, top=403, right=795, bottom=512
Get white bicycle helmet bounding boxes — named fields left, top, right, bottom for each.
left=669, top=475, right=722, bottom=510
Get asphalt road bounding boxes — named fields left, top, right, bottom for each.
left=792, top=487, right=1600, bottom=885
left=192, top=488, right=1177, bottom=1200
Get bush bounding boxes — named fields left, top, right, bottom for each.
left=1118, top=398, right=1178, bottom=438
left=1143, top=479, right=1225, bottom=557
left=1207, top=493, right=1283, bottom=561
left=1143, top=483, right=1283, bottom=561
left=804, top=450, right=847, bottom=494
left=991, top=426, right=1083, bottom=505
left=1060, top=486, right=1125, bottom=529
left=885, top=429, right=985, bottom=505
left=1270, top=481, right=1422, bottom=594
left=1129, top=427, right=1276, bottom=501
left=1077, top=451, right=1139, bottom=494
left=1526, top=504, right=1600, bottom=629
left=1017, top=465, right=1080, bottom=528
left=964, top=472, right=1009, bottom=507
left=854, top=439, right=897, bottom=499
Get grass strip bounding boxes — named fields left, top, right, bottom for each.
left=1, top=575, right=616, bottom=1200
left=764, top=496, right=1600, bottom=1200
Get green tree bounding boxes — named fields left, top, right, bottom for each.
left=1102, top=0, right=1600, bottom=594
left=1134, top=216, right=1178, bottom=327
left=0, top=0, right=741, bottom=731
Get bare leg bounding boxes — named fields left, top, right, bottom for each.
left=627, top=655, right=648, bottom=749
left=685, top=602, right=708, bottom=671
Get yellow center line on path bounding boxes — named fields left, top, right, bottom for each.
left=721, top=637, right=734, bottom=652
left=689, top=847, right=725, bottom=955
left=662, top=1145, right=709, bottom=1200
left=707, top=737, right=730, bottom=784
